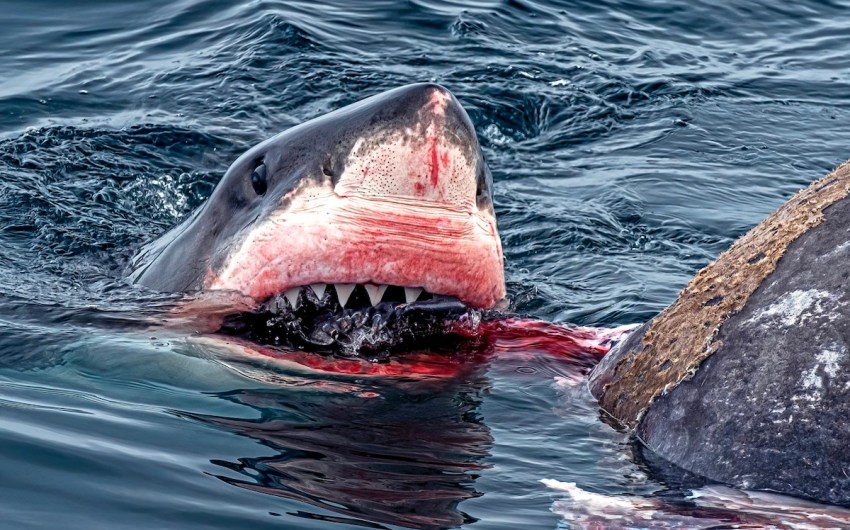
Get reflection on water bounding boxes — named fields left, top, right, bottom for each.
left=189, top=374, right=493, bottom=530
left=171, top=316, right=618, bottom=529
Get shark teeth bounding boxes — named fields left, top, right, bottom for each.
left=334, top=283, right=356, bottom=308
left=309, top=283, right=327, bottom=300
left=404, top=287, right=423, bottom=304
left=284, top=287, right=300, bottom=309
left=275, top=283, right=432, bottom=311
left=364, top=284, right=388, bottom=306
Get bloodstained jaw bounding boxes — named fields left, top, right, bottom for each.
left=205, top=187, right=505, bottom=309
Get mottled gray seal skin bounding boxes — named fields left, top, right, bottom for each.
left=590, top=161, right=850, bottom=506
left=638, top=193, right=850, bottom=504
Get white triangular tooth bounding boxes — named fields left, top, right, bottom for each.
left=364, top=284, right=388, bottom=306
left=334, top=283, right=356, bottom=307
left=404, top=287, right=423, bottom=303
left=309, top=283, right=327, bottom=300
left=284, top=287, right=300, bottom=309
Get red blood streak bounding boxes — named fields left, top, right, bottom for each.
left=237, top=344, right=477, bottom=377
left=225, top=319, right=633, bottom=380
left=459, top=318, right=624, bottom=366
left=429, top=137, right=439, bottom=188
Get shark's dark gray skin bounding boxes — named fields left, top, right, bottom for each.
left=590, top=161, right=850, bottom=506
left=129, top=83, right=505, bottom=311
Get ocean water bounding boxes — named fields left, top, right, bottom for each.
left=1, top=0, right=849, bottom=528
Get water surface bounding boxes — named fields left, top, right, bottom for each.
left=1, top=0, right=849, bottom=528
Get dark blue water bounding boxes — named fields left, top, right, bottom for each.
left=1, top=1, right=849, bottom=528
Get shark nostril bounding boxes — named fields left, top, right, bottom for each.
left=322, top=161, right=334, bottom=179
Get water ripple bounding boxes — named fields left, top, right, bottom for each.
left=0, top=0, right=849, bottom=528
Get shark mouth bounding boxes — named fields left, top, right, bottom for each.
left=202, top=84, right=507, bottom=355
left=208, top=190, right=507, bottom=356
left=206, top=172, right=506, bottom=356
left=217, top=282, right=491, bottom=357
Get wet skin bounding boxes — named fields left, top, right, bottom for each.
left=590, top=161, right=850, bottom=508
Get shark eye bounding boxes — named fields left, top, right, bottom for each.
left=251, top=163, right=268, bottom=196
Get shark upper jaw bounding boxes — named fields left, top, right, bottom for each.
left=204, top=184, right=506, bottom=315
